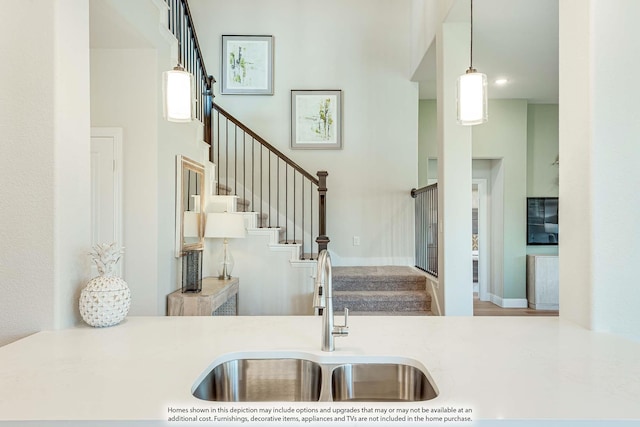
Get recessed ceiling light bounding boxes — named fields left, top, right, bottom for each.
left=495, top=78, right=509, bottom=85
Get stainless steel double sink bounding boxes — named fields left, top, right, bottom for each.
left=192, top=353, right=438, bottom=402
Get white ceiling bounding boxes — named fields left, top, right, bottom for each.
left=416, top=0, right=559, bottom=103
left=89, top=0, right=558, bottom=104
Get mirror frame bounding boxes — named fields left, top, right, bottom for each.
left=175, top=155, right=205, bottom=257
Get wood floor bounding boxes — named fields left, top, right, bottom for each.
left=473, top=296, right=558, bottom=317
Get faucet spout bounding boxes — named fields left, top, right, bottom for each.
left=313, top=250, right=348, bottom=351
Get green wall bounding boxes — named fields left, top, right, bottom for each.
left=526, top=104, right=559, bottom=256
left=418, top=99, right=560, bottom=300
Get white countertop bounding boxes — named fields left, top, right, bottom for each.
left=0, top=316, right=639, bottom=425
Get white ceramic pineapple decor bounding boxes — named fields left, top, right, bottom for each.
left=79, top=243, right=131, bottom=327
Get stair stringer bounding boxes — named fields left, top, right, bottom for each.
left=204, top=195, right=317, bottom=314
left=209, top=219, right=316, bottom=315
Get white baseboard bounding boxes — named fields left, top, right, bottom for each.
left=489, top=294, right=528, bottom=308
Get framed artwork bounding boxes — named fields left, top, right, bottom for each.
left=291, top=90, right=342, bottom=149
left=526, top=197, right=559, bottom=245
left=221, top=35, right=273, bottom=95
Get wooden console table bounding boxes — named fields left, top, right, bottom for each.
left=167, top=277, right=239, bottom=316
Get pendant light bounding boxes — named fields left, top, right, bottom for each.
left=163, top=13, right=194, bottom=122
left=457, top=0, right=488, bottom=125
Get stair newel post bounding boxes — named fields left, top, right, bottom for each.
left=316, top=171, right=330, bottom=254
left=204, top=75, right=214, bottom=159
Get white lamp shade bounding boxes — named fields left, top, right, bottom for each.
left=204, top=213, right=246, bottom=239
left=163, top=67, right=195, bottom=122
left=457, top=71, right=488, bottom=125
left=183, top=211, right=200, bottom=238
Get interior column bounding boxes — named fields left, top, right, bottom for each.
left=436, top=22, right=474, bottom=316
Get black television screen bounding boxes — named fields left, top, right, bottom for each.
left=527, top=197, right=558, bottom=245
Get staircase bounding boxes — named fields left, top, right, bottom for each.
left=332, top=266, right=433, bottom=315
left=161, top=0, right=432, bottom=316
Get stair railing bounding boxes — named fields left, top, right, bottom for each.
left=213, top=103, right=328, bottom=259
left=164, top=0, right=214, bottom=145
left=165, top=0, right=329, bottom=258
left=411, top=184, right=438, bottom=277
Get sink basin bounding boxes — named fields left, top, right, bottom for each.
left=192, top=358, right=322, bottom=402
left=192, top=353, right=438, bottom=402
left=331, top=362, right=438, bottom=402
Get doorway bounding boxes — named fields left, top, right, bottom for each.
left=90, top=127, right=123, bottom=276
left=473, top=179, right=489, bottom=302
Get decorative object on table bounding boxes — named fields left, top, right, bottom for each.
left=79, top=242, right=130, bottom=327
left=291, top=90, right=342, bottom=149
left=182, top=249, right=203, bottom=293
left=221, top=35, right=273, bottom=95
left=456, top=0, right=488, bottom=125
left=204, top=213, right=246, bottom=279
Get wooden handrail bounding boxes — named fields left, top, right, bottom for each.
left=213, top=102, right=319, bottom=185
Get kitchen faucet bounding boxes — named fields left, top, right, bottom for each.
left=313, top=250, right=348, bottom=351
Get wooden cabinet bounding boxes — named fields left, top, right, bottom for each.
left=167, top=277, right=239, bottom=316
left=526, top=255, right=559, bottom=310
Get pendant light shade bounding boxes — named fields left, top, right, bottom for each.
left=457, top=0, right=488, bottom=126
left=163, top=65, right=195, bottom=123
left=457, top=68, right=488, bottom=125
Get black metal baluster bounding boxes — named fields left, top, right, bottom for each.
left=234, top=125, right=237, bottom=196
left=285, top=166, right=288, bottom=243
left=310, top=180, right=314, bottom=260
left=293, top=170, right=296, bottom=245
left=251, top=137, right=255, bottom=212
left=243, top=131, right=246, bottom=211
left=268, top=152, right=271, bottom=227
left=276, top=158, right=280, bottom=229
left=260, top=146, right=263, bottom=227
left=301, top=176, right=305, bottom=259
left=225, top=119, right=229, bottom=193
left=216, top=111, right=220, bottom=192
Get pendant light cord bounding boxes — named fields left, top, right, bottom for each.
left=177, top=3, right=183, bottom=67
left=470, top=0, right=474, bottom=70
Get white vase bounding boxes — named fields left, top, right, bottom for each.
left=79, top=275, right=131, bottom=327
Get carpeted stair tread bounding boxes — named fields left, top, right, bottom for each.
left=331, top=266, right=432, bottom=314
left=334, top=290, right=430, bottom=300
left=332, top=266, right=427, bottom=291
left=349, top=310, right=434, bottom=316
left=333, top=290, right=430, bottom=312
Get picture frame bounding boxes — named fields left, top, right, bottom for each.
left=291, top=90, right=342, bottom=149
left=221, top=35, right=273, bottom=95
left=526, top=197, right=559, bottom=245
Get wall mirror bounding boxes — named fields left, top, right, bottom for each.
left=175, top=155, right=205, bottom=257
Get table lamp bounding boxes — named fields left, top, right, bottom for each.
left=204, top=213, right=246, bottom=279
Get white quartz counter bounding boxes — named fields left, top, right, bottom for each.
left=0, top=316, right=639, bottom=425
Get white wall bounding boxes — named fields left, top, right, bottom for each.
left=436, top=22, right=474, bottom=315
left=0, top=1, right=91, bottom=346
left=90, top=0, right=210, bottom=316
left=410, top=0, right=455, bottom=79
left=90, top=49, right=160, bottom=316
left=190, top=0, right=417, bottom=266
left=560, top=0, right=640, bottom=340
